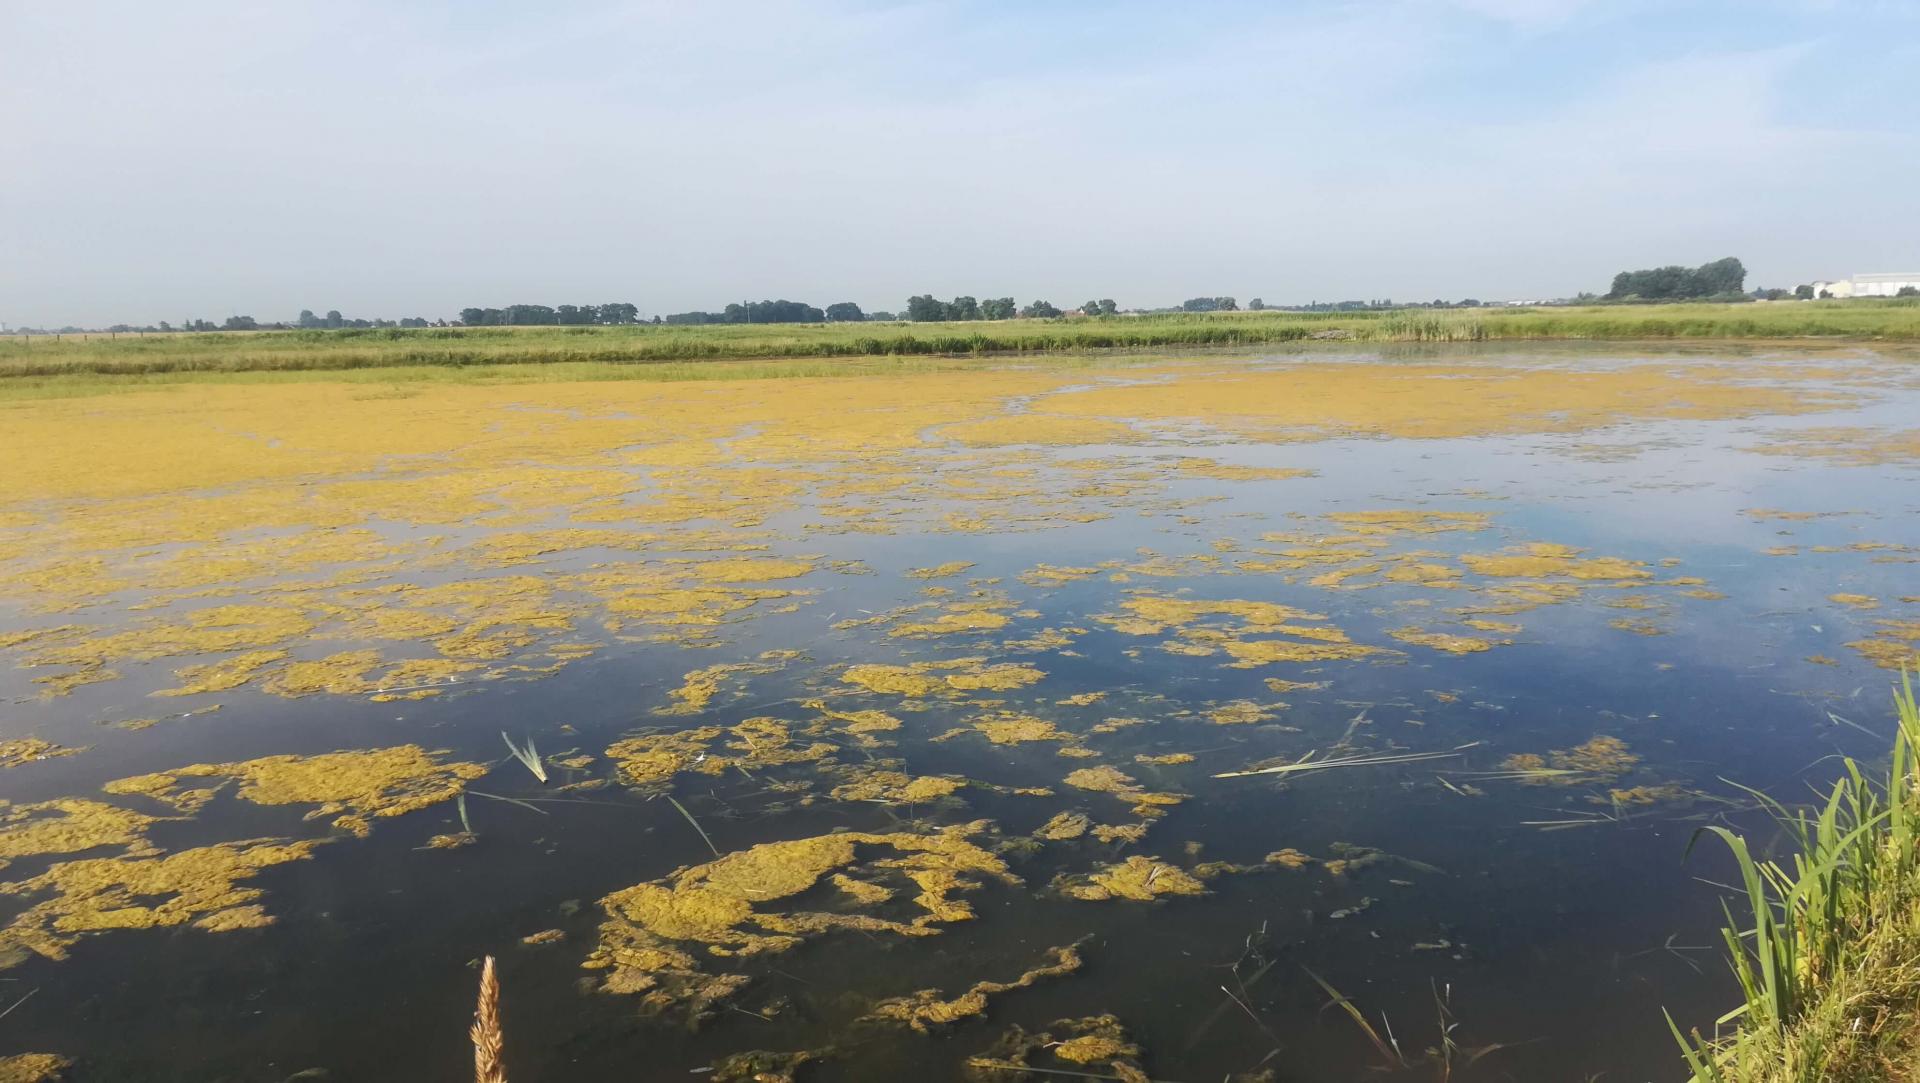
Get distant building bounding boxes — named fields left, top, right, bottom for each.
left=1809, top=273, right=1920, bottom=299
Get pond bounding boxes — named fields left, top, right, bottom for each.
left=1, top=344, right=1917, bottom=1081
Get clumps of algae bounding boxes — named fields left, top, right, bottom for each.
left=103, top=745, right=486, bottom=837
left=0, top=1054, right=71, bottom=1082
left=829, top=769, right=965, bottom=804
left=0, top=799, right=163, bottom=869
left=802, top=700, right=902, bottom=748
left=1325, top=510, right=1491, bottom=535
left=710, top=1049, right=819, bottom=1082
left=1754, top=425, right=1920, bottom=467
left=1847, top=619, right=1920, bottom=670
left=0, top=739, right=82, bottom=770
left=655, top=653, right=795, bottom=715
left=936, top=712, right=1087, bottom=754
left=841, top=658, right=1045, bottom=698
left=583, top=822, right=1017, bottom=1020
left=1063, top=766, right=1186, bottom=818
left=966, top=1015, right=1146, bottom=1082
left=1056, top=855, right=1207, bottom=901
left=1459, top=543, right=1650, bottom=582
left=1206, top=700, right=1279, bottom=725
left=906, top=561, right=975, bottom=579
left=1098, top=593, right=1384, bottom=667
left=862, top=941, right=1085, bottom=1032
left=0, top=837, right=324, bottom=966
left=1501, top=735, right=1640, bottom=784
left=1018, top=564, right=1103, bottom=587
left=153, top=649, right=289, bottom=696
left=606, top=718, right=837, bottom=787
left=259, top=649, right=384, bottom=696
left=1173, top=458, right=1314, bottom=482
left=1388, top=627, right=1501, bottom=654
left=1034, top=811, right=1092, bottom=841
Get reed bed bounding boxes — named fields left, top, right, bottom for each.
left=1673, top=675, right=1920, bottom=1081
left=7, top=301, right=1917, bottom=379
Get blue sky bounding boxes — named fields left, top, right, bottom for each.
left=2, top=0, right=1916, bottom=325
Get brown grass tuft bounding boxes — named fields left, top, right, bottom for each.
left=472, top=955, right=507, bottom=1083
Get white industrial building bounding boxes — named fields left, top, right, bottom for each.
left=1808, top=272, right=1920, bottom=298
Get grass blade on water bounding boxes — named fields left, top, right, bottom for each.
left=501, top=732, right=548, bottom=784
left=667, top=795, right=721, bottom=859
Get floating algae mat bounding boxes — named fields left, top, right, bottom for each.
left=2, top=345, right=1919, bottom=1079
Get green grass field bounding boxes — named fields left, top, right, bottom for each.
left=5, top=300, right=1918, bottom=379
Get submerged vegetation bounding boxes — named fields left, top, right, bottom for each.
left=4, top=300, right=1919, bottom=378
left=1676, top=678, right=1920, bottom=1082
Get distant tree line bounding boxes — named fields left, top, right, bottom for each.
left=1606, top=258, right=1745, bottom=301
left=905, top=295, right=1094, bottom=320
left=1180, top=296, right=1238, bottom=312
left=458, top=303, right=640, bottom=326
left=299, top=309, right=433, bottom=329
left=664, top=300, right=826, bottom=325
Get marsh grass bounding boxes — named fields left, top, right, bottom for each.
left=7, top=301, right=1918, bottom=381
left=472, top=955, right=506, bottom=1083
left=500, top=733, right=547, bottom=784
left=1672, top=675, right=1920, bottom=1082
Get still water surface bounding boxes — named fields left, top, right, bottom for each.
left=2, top=345, right=1917, bottom=1081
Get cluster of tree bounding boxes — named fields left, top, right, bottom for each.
left=663, top=299, right=827, bottom=325
left=1180, top=296, right=1238, bottom=312
left=904, top=295, right=1075, bottom=320
left=1605, top=257, right=1745, bottom=301
left=458, top=303, right=641, bottom=326
left=1079, top=299, right=1119, bottom=316
left=1296, top=299, right=1403, bottom=311
left=299, top=309, right=433, bottom=329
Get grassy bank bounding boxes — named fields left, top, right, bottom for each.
left=5, top=300, right=1918, bottom=378
left=1675, top=676, right=1920, bottom=1082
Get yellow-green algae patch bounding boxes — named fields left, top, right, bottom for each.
left=1847, top=620, right=1920, bottom=670
left=655, top=655, right=792, bottom=715
left=0, top=800, right=163, bottom=869
left=1173, top=458, right=1314, bottom=482
left=967, top=1014, right=1145, bottom=1080
left=104, top=746, right=486, bottom=837
left=1034, top=812, right=1092, bottom=840
left=949, top=713, right=1078, bottom=747
left=258, top=649, right=383, bottom=696
left=152, top=649, right=288, bottom=696
left=606, top=718, right=837, bottom=787
left=0, top=838, right=324, bottom=966
left=584, top=823, right=1016, bottom=1019
left=905, top=561, right=974, bottom=579
left=1500, top=736, right=1640, bottom=784
left=862, top=942, right=1084, bottom=1032
left=1056, top=855, right=1207, bottom=901
left=1063, top=766, right=1186, bottom=818
left=0, top=1054, right=71, bottom=1082
left=829, top=770, right=966, bottom=804
left=1459, top=543, right=1651, bottom=581
left=1388, top=627, right=1501, bottom=654
left=0, top=739, right=82, bottom=770
left=841, top=659, right=1045, bottom=698
left=1325, top=510, right=1491, bottom=535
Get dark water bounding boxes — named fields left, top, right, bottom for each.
left=3, top=347, right=1918, bottom=1082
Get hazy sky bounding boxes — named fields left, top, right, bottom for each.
left=4, top=1, right=1917, bottom=326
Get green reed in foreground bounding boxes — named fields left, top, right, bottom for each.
left=1673, top=675, right=1920, bottom=1081
left=5, top=300, right=1917, bottom=379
